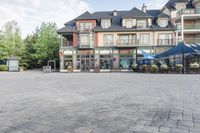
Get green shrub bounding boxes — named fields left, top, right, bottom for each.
left=150, top=64, right=158, bottom=73
left=175, top=64, right=183, bottom=73
left=176, top=64, right=183, bottom=69
left=190, top=62, right=200, bottom=69
left=132, top=64, right=137, bottom=72
left=142, top=64, right=149, bottom=73
left=0, top=65, right=8, bottom=71
left=160, top=64, right=168, bottom=70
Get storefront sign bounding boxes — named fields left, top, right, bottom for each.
left=100, top=50, right=112, bottom=54
left=120, top=49, right=132, bottom=54
left=64, top=50, right=73, bottom=55
left=77, top=50, right=94, bottom=55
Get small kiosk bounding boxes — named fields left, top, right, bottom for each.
left=7, top=57, right=19, bottom=72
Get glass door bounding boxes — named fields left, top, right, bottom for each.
left=79, top=55, right=94, bottom=72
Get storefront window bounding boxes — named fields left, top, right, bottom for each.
left=120, top=55, right=133, bottom=70
left=100, top=55, right=112, bottom=69
left=64, top=55, right=73, bottom=69
left=76, top=55, right=94, bottom=71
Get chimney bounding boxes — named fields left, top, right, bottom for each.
left=142, top=3, right=147, bottom=13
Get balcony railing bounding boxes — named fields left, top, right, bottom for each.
left=157, top=39, right=174, bottom=45
left=177, top=9, right=200, bottom=17
left=184, top=38, right=200, bottom=44
left=103, top=42, right=114, bottom=46
left=184, top=23, right=200, bottom=30
left=117, top=39, right=138, bottom=46
left=176, top=23, right=200, bottom=30
left=78, top=42, right=94, bottom=48
left=62, top=41, right=73, bottom=47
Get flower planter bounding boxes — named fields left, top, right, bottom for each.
left=94, top=67, right=100, bottom=73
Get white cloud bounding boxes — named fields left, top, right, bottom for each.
left=0, top=0, right=92, bottom=38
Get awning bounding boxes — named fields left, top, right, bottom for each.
left=141, top=50, right=155, bottom=60
left=155, top=43, right=200, bottom=59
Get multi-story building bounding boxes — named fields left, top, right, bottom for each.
left=57, top=0, right=200, bottom=72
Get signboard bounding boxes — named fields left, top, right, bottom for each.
left=8, top=60, right=19, bottom=72
left=100, top=50, right=112, bottom=54
left=64, top=50, right=73, bottom=55
left=120, top=49, right=132, bottom=54
left=77, top=50, right=94, bottom=55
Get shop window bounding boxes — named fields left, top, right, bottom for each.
left=120, top=55, right=133, bottom=70
left=100, top=55, right=112, bottom=69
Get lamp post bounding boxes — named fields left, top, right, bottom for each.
left=182, top=41, right=185, bottom=74
left=109, top=48, right=113, bottom=71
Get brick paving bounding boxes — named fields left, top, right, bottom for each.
left=0, top=72, right=200, bottom=133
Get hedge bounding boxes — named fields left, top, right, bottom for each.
left=0, top=65, right=8, bottom=71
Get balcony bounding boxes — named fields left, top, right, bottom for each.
left=184, top=23, right=200, bottom=30
left=177, top=9, right=200, bottom=18
left=78, top=42, right=94, bottom=49
left=184, top=38, right=200, bottom=44
left=157, top=39, right=174, bottom=46
left=103, top=42, right=114, bottom=47
left=117, top=39, right=138, bottom=47
left=62, top=41, right=73, bottom=47
left=176, top=23, right=200, bottom=34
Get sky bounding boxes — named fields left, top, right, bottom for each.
left=0, top=0, right=168, bottom=38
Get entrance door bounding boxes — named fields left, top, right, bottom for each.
left=81, top=58, right=90, bottom=72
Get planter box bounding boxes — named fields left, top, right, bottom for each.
left=67, top=68, right=73, bottom=73
left=94, top=67, right=100, bottom=73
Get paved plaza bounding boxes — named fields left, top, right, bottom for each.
left=0, top=72, right=200, bottom=133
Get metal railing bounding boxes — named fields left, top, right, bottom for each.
left=176, top=23, right=200, bottom=30
left=63, top=41, right=73, bottom=47
left=177, top=9, right=200, bottom=17
left=184, top=38, right=200, bottom=44
left=103, top=41, right=114, bottom=46
left=78, top=42, right=94, bottom=48
left=157, top=39, right=174, bottom=45
left=117, top=39, right=138, bottom=46
left=184, top=23, right=200, bottom=29
left=78, top=45, right=94, bottom=48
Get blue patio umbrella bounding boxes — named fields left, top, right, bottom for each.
left=155, top=43, right=200, bottom=59
left=141, top=50, right=155, bottom=60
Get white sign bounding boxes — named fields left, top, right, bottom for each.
left=100, top=50, right=112, bottom=54
left=64, top=50, right=73, bottom=55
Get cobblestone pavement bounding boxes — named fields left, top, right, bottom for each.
left=0, top=72, right=200, bottom=133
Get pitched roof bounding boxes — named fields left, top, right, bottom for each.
left=122, top=7, right=153, bottom=18
left=157, top=12, right=170, bottom=18
left=75, top=11, right=96, bottom=20
left=57, top=7, right=176, bottom=33
left=146, top=10, right=160, bottom=21
left=57, top=20, right=76, bottom=33
left=165, top=0, right=194, bottom=9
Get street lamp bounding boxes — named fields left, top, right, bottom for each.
left=182, top=41, right=185, bottom=74
left=109, top=48, right=113, bottom=70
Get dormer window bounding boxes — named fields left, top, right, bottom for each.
left=174, top=3, right=186, bottom=10
left=101, top=19, right=111, bottom=29
left=158, top=18, right=168, bottom=28
left=137, top=20, right=147, bottom=29
left=125, top=20, right=133, bottom=28
left=113, top=10, right=118, bottom=16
